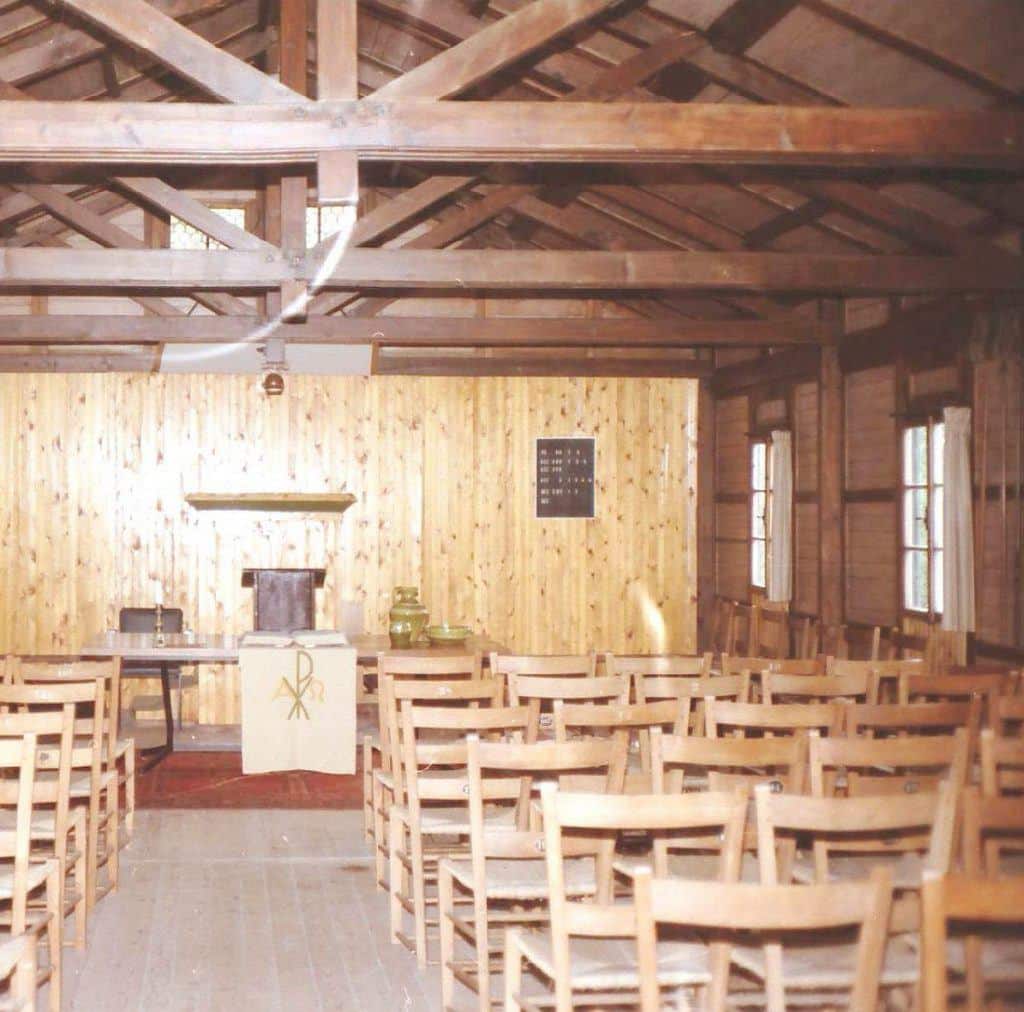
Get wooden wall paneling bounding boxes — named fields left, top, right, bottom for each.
left=819, top=302, right=843, bottom=631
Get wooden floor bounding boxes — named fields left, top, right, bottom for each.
left=62, top=810, right=441, bottom=1011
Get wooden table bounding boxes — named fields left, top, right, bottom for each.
left=82, top=631, right=509, bottom=762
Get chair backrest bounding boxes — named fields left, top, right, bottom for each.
left=979, top=729, right=1024, bottom=797
left=634, top=865, right=892, bottom=1012
left=652, top=728, right=807, bottom=797
left=961, top=786, right=1024, bottom=879
left=489, top=653, right=596, bottom=679
left=0, top=703, right=73, bottom=827
left=635, top=674, right=749, bottom=735
left=507, top=674, right=628, bottom=742
left=993, top=694, right=1024, bottom=736
left=707, top=597, right=736, bottom=655
left=810, top=727, right=969, bottom=799
left=751, top=599, right=791, bottom=659
left=377, top=651, right=483, bottom=680
left=921, top=871, right=1024, bottom=1012
left=396, top=702, right=530, bottom=815
left=378, top=674, right=500, bottom=781
left=828, top=657, right=924, bottom=700
left=541, top=784, right=749, bottom=1011
left=704, top=699, right=843, bottom=739
left=762, top=671, right=875, bottom=705
left=554, top=699, right=686, bottom=774
left=844, top=700, right=979, bottom=741
left=755, top=781, right=959, bottom=887
left=899, top=671, right=1006, bottom=729
left=604, top=653, right=712, bottom=681
left=0, top=734, right=37, bottom=935
left=719, top=654, right=776, bottom=678
left=766, top=657, right=828, bottom=676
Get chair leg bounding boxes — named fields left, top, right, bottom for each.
left=86, top=795, right=100, bottom=913
left=439, top=863, right=456, bottom=1011
left=362, top=737, right=374, bottom=844
left=389, top=815, right=403, bottom=944
left=374, top=778, right=391, bottom=891
left=71, top=813, right=87, bottom=950
left=44, top=865, right=61, bottom=1012
left=106, top=780, right=120, bottom=894
left=503, top=929, right=523, bottom=1012
left=123, top=743, right=135, bottom=842
left=474, top=890, right=491, bottom=1012
left=12, top=936, right=36, bottom=1012
left=410, top=826, right=428, bottom=966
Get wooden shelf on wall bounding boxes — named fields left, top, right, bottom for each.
left=185, top=493, right=356, bottom=514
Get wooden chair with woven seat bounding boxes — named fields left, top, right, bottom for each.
left=754, top=779, right=957, bottom=1001
left=993, top=694, right=1024, bottom=736
left=489, top=653, right=596, bottom=702
left=363, top=651, right=484, bottom=847
left=502, top=782, right=748, bottom=1012
left=0, top=932, right=37, bottom=1012
left=707, top=597, right=737, bottom=656
left=439, top=737, right=628, bottom=1011
left=10, top=657, right=134, bottom=850
left=553, top=699, right=686, bottom=793
left=0, top=734, right=61, bottom=1012
left=506, top=673, right=628, bottom=743
left=633, top=865, right=893, bottom=1012
left=704, top=699, right=844, bottom=741
left=0, top=698, right=88, bottom=950
left=899, top=671, right=1007, bottom=740
left=844, top=699, right=981, bottom=742
left=371, top=668, right=499, bottom=890
left=389, top=699, right=529, bottom=966
left=810, top=726, right=970, bottom=800
left=761, top=670, right=878, bottom=706
left=921, top=871, right=1024, bottom=1012
left=980, top=728, right=1024, bottom=797
left=751, top=599, right=791, bottom=660
left=950, top=787, right=1024, bottom=1005
left=635, top=673, right=750, bottom=735
left=603, top=653, right=712, bottom=701
left=5, top=668, right=117, bottom=913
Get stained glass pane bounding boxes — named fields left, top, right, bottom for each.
left=905, top=550, right=928, bottom=612
left=903, top=489, right=928, bottom=547
left=752, top=540, right=766, bottom=588
left=904, top=425, right=927, bottom=485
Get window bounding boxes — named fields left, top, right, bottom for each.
left=169, top=207, right=246, bottom=250
left=306, top=205, right=355, bottom=247
left=902, top=421, right=944, bottom=614
left=751, top=441, right=771, bottom=590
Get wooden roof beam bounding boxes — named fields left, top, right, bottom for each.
left=0, top=101, right=1019, bottom=167
left=0, top=314, right=825, bottom=347
left=1, top=248, right=1020, bottom=293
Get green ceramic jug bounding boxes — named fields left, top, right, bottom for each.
left=389, top=586, right=428, bottom=644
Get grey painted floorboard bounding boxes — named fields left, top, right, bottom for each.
left=61, top=810, right=441, bottom=1012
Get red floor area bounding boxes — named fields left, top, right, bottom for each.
left=137, top=751, right=363, bottom=809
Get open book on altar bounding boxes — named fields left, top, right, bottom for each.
left=240, top=630, right=349, bottom=648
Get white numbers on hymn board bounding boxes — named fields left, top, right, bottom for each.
left=536, top=437, right=595, bottom=519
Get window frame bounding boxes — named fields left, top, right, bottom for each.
left=900, top=417, right=944, bottom=618
left=750, top=438, right=772, bottom=593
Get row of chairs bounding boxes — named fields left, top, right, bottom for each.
left=360, top=649, right=1023, bottom=1009
left=0, top=656, right=134, bottom=1011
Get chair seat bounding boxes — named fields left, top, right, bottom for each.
left=613, top=852, right=761, bottom=884
left=443, top=856, right=596, bottom=901
left=731, top=936, right=919, bottom=988
left=516, top=928, right=711, bottom=990
left=791, top=851, right=924, bottom=891
left=392, top=805, right=515, bottom=835
left=0, top=860, right=56, bottom=899
left=947, top=938, right=1024, bottom=982
left=0, top=810, right=60, bottom=842
left=69, top=769, right=118, bottom=798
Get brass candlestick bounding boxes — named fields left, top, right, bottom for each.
left=155, top=602, right=166, bottom=647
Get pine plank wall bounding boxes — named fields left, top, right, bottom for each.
left=0, top=373, right=698, bottom=723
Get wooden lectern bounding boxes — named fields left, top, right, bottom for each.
left=241, top=568, right=326, bottom=632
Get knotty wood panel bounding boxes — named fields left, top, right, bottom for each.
left=0, top=374, right=697, bottom=722
left=844, top=365, right=897, bottom=491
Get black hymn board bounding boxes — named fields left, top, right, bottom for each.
left=536, top=437, right=595, bottom=519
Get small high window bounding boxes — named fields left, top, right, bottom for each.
left=169, top=207, right=246, bottom=250
left=751, top=440, right=771, bottom=590
left=902, top=421, right=944, bottom=614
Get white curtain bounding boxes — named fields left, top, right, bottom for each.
left=942, top=406, right=975, bottom=631
left=768, top=430, right=793, bottom=603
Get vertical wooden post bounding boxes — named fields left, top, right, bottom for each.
left=279, top=0, right=308, bottom=322
left=819, top=300, right=844, bottom=633
left=697, top=375, right=716, bottom=651
left=316, top=0, right=359, bottom=208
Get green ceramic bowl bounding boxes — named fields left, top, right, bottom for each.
left=425, top=623, right=472, bottom=646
